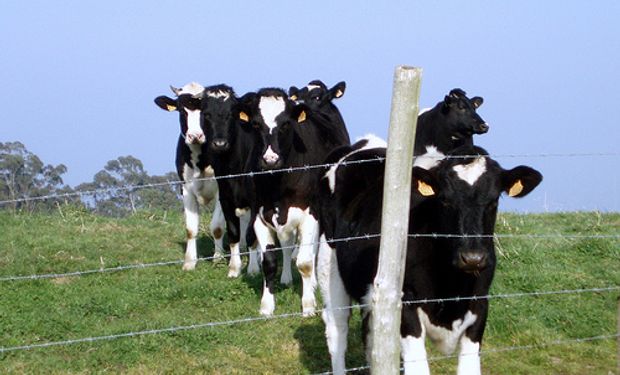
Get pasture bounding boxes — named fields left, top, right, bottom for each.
left=0, top=207, right=618, bottom=374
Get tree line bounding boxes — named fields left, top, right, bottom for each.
left=0, top=141, right=181, bottom=216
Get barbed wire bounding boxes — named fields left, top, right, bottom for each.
left=1, top=285, right=617, bottom=355
left=1, top=151, right=618, bottom=207
left=1, top=231, right=618, bottom=283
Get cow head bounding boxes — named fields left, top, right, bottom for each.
left=421, top=146, right=542, bottom=274
left=440, top=88, right=489, bottom=143
left=154, top=82, right=206, bottom=146
left=289, top=80, right=346, bottom=107
left=237, top=88, right=306, bottom=170
left=199, top=84, right=238, bottom=152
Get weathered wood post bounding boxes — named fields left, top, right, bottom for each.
left=370, top=65, right=422, bottom=374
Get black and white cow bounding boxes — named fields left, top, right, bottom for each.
left=236, top=87, right=350, bottom=316
left=199, top=84, right=260, bottom=277
left=154, top=82, right=225, bottom=271
left=317, top=141, right=542, bottom=374
left=414, top=88, right=488, bottom=161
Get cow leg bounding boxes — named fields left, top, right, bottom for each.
left=400, top=305, right=430, bottom=375
left=255, top=218, right=277, bottom=316
left=457, top=335, right=481, bottom=375
left=182, top=187, right=200, bottom=271
left=241, top=210, right=260, bottom=275
left=279, top=231, right=295, bottom=286
left=222, top=203, right=242, bottom=278
left=210, top=199, right=226, bottom=263
left=317, top=236, right=350, bottom=375
left=296, top=214, right=319, bottom=316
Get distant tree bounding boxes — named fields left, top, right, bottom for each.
left=77, top=156, right=181, bottom=216
left=0, top=141, right=74, bottom=211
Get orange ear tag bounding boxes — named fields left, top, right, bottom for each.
left=508, top=180, right=524, bottom=197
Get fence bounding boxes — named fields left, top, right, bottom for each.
left=1, top=75, right=619, bottom=373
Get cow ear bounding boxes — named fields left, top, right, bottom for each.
left=288, top=86, right=300, bottom=101
left=292, top=104, right=309, bottom=124
left=330, top=81, right=346, bottom=99
left=471, top=96, right=483, bottom=109
left=412, top=167, right=437, bottom=197
left=502, top=166, right=543, bottom=198
left=154, top=96, right=177, bottom=112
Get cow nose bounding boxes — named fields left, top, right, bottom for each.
left=459, top=252, right=488, bottom=271
left=263, top=146, right=280, bottom=165
left=477, top=123, right=489, bottom=133
left=212, top=139, right=229, bottom=150
left=186, top=132, right=205, bottom=145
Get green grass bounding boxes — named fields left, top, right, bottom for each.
left=0, top=207, right=618, bottom=374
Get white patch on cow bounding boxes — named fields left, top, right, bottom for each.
left=175, top=82, right=204, bottom=96
left=417, top=308, right=478, bottom=355
left=360, top=285, right=375, bottom=364
left=206, top=90, right=230, bottom=100
left=227, top=242, right=242, bottom=278
left=325, top=134, right=387, bottom=193
left=235, top=207, right=250, bottom=218
left=260, top=281, right=275, bottom=316
left=262, top=145, right=279, bottom=164
left=258, top=96, right=286, bottom=134
left=453, top=157, right=487, bottom=186
left=306, top=84, right=321, bottom=91
left=414, top=146, right=446, bottom=170
left=401, top=335, right=431, bottom=375
left=317, top=235, right=351, bottom=375
left=457, top=336, right=481, bottom=375
left=184, top=108, right=205, bottom=145
left=418, top=107, right=432, bottom=116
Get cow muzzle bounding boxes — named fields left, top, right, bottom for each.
left=475, top=123, right=489, bottom=134
left=185, top=132, right=206, bottom=145
left=211, top=138, right=230, bottom=151
left=455, top=251, right=488, bottom=273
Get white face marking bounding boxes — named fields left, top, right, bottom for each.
left=417, top=308, right=477, bottom=355
left=414, top=146, right=446, bottom=170
left=206, top=90, right=230, bottom=100
left=175, top=82, right=204, bottom=96
left=453, top=157, right=487, bottom=186
left=325, top=134, right=387, bottom=193
left=184, top=108, right=205, bottom=145
left=258, top=96, right=286, bottom=134
left=306, top=84, right=321, bottom=91
left=262, top=145, right=279, bottom=164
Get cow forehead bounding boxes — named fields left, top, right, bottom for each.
left=452, top=157, right=487, bottom=186
left=205, top=89, right=231, bottom=100
left=177, top=82, right=205, bottom=96
left=258, top=96, right=286, bottom=133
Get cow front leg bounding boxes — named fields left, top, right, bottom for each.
left=296, top=214, right=319, bottom=316
left=182, top=188, right=200, bottom=271
left=255, top=218, right=277, bottom=316
left=401, top=305, right=430, bottom=375
left=457, top=335, right=481, bottom=375
left=317, top=236, right=350, bottom=375
left=209, top=200, right=226, bottom=263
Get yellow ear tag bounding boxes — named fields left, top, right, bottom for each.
left=298, top=110, right=307, bottom=123
left=290, top=95, right=298, bottom=101
left=335, top=89, right=344, bottom=98
left=166, top=104, right=177, bottom=112
left=418, top=180, right=435, bottom=196
left=239, top=111, right=249, bottom=122
left=508, top=179, right=524, bottom=197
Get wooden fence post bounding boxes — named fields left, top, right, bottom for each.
left=370, top=65, right=422, bottom=374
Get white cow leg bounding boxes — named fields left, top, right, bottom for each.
left=279, top=235, right=294, bottom=286
left=247, top=243, right=260, bottom=275
left=210, top=200, right=225, bottom=263
left=457, top=336, right=481, bottom=375
left=296, top=215, right=319, bottom=316
left=401, top=335, right=430, bottom=375
left=183, top=189, right=200, bottom=271
left=227, top=242, right=242, bottom=278
left=255, top=219, right=277, bottom=316
left=317, top=237, right=350, bottom=375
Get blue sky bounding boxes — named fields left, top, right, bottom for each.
left=1, top=1, right=618, bottom=212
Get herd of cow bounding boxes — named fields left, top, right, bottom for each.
left=154, top=80, right=542, bottom=375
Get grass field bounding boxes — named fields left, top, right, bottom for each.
left=0, top=206, right=618, bottom=374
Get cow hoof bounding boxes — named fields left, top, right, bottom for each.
left=212, top=252, right=225, bottom=263
left=246, top=262, right=260, bottom=275
left=182, top=262, right=197, bottom=271
left=227, top=268, right=241, bottom=278
left=302, top=307, right=316, bottom=317
left=280, top=273, right=293, bottom=286
left=260, top=303, right=275, bottom=316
